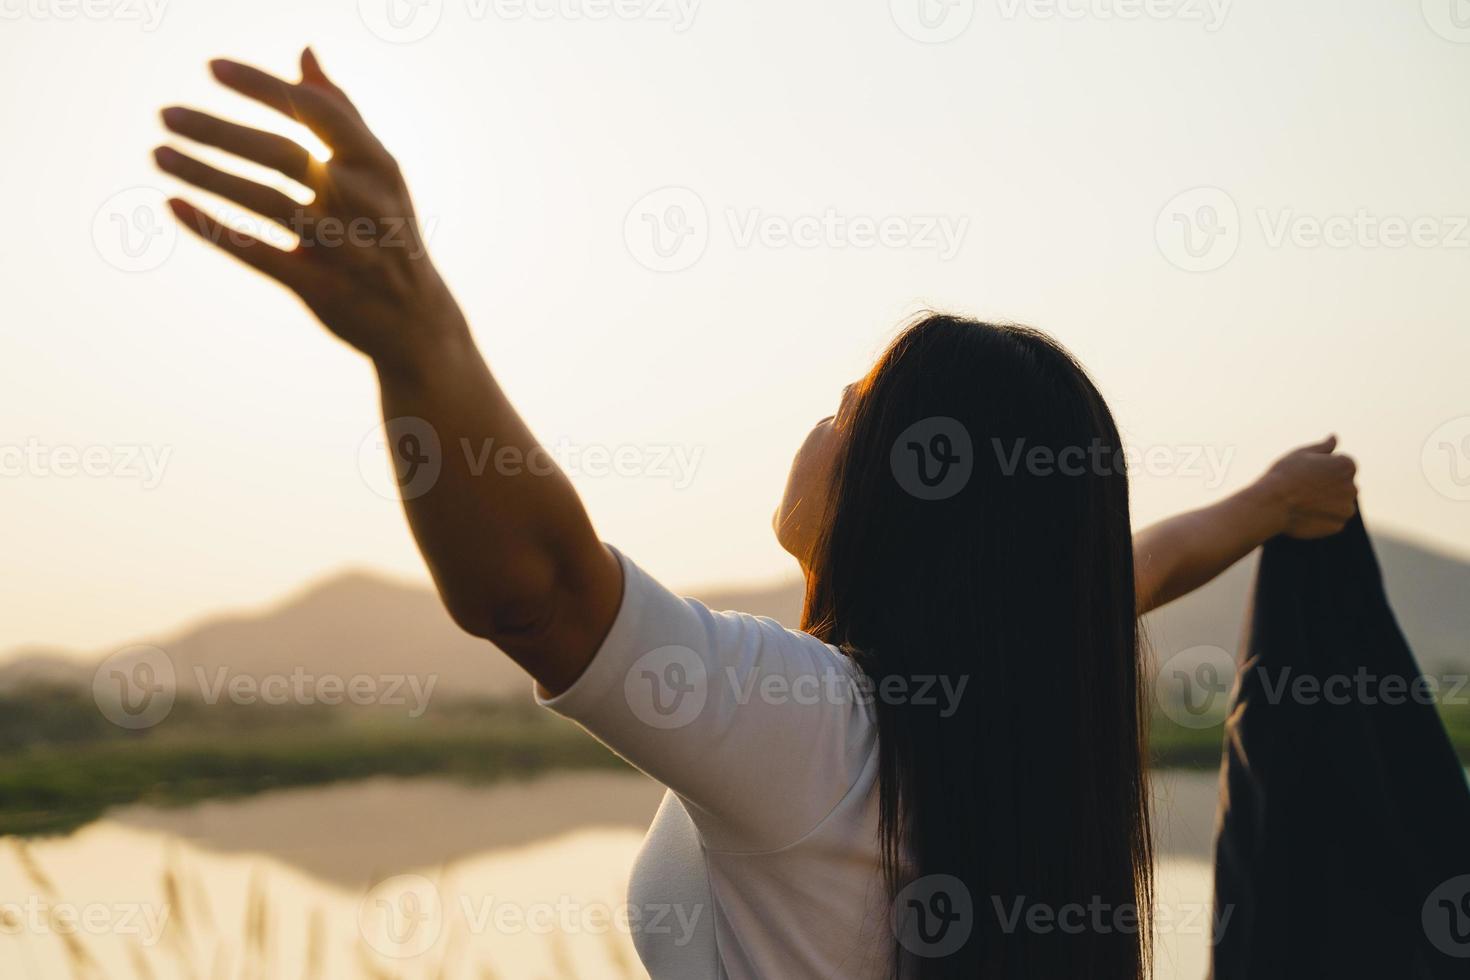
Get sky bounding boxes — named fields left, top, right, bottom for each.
left=2, top=0, right=1469, bottom=656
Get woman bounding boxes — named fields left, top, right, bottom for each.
left=153, top=51, right=1359, bottom=979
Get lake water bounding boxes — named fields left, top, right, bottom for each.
left=1, top=771, right=1220, bottom=979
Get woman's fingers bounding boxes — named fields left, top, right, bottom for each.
left=1319, top=454, right=1359, bottom=523
left=1270, top=437, right=1359, bottom=538
left=154, top=146, right=303, bottom=229
left=208, top=58, right=370, bottom=157
left=167, top=197, right=304, bottom=289
left=1317, top=493, right=1357, bottom=521
left=300, top=47, right=349, bottom=101
left=1295, top=434, right=1338, bottom=456
left=161, top=106, right=314, bottom=185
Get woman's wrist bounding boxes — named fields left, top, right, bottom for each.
left=371, top=294, right=477, bottom=390
left=1241, top=471, right=1292, bottom=541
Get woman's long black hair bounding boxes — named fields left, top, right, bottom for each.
left=803, top=314, right=1153, bottom=979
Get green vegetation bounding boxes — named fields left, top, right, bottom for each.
left=0, top=688, right=628, bottom=836
left=5, top=686, right=1469, bottom=837
left=1149, top=700, right=1470, bottom=768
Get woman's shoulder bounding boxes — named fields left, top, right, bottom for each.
left=688, top=601, right=876, bottom=717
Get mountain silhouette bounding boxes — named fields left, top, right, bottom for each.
left=0, top=570, right=804, bottom=701
left=2, top=530, right=1464, bottom=699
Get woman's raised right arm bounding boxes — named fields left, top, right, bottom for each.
left=155, top=50, right=621, bottom=693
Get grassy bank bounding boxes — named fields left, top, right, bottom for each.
left=0, top=690, right=627, bottom=836
left=5, top=687, right=1469, bottom=837
left=1149, top=700, right=1470, bottom=768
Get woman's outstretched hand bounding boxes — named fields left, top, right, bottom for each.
left=1258, top=435, right=1359, bottom=539
left=156, top=49, right=624, bottom=691
left=1134, top=435, right=1359, bottom=613
left=155, top=48, right=462, bottom=369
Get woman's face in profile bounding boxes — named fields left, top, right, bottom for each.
left=774, top=384, right=857, bottom=569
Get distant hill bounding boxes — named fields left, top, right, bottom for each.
left=1143, top=532, right=1470, bottom=674
left=2, top=530, right=1465, bottom=700
left=0, top=571, right=808, bottom=702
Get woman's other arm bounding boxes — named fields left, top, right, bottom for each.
left=1133, top=436, right=1358, bottom=615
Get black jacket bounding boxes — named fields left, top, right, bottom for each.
left=1210, top=512, right=1470, bottom=978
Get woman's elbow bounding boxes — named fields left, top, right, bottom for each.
left=443, top=588, right=557, bottom=644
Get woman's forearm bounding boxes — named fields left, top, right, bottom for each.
left=373, top=315, right=621, bottom=691
left=1133, top=480, right=1286, bottom=615
left=1133, top=437, right=1358, bottom=615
